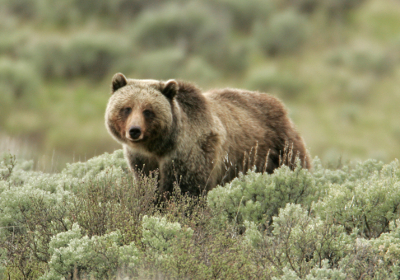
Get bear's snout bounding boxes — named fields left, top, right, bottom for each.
left=129, top=126, right=142, bottom=140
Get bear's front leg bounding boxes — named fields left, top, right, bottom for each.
left=159, top=159, right=210, bottom=197
left=123, top=146, right=159, bottom=178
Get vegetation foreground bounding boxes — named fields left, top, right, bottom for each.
left=1, top=151, right=400, bottom=279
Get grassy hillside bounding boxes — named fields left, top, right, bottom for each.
left=1, top=0, right=400, bottom=170
left=1, top=151, right=400, bottom=279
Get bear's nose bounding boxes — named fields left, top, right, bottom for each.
left=129, top=126, right=142, bottom=140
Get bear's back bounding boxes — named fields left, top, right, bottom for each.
left=203, top=88, right=309, bottom=173
left=204, top=88, right=289, bottom=129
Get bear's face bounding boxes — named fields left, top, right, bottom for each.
left=105, top=73, right=179, bottom=150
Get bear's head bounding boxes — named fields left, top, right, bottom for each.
left=105, top=73, right=179, bottom=152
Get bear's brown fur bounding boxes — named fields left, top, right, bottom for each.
left=105, top=73, right=311, bottom=196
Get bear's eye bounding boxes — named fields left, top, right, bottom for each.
left=121, top=107, right=132, bottom=116
left=143, top=109, right=154, bottom=119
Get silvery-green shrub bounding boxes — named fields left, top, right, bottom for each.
left=142, top=215, right=193, bottom=256
left=254, top=10, right=309, bottom=56
left=22, top=34, right=129, bottom=80
left=272, top=260, right=347, bottom=280
left=41, top=223, right=139, bottom=280
left=244, top=68, right=305, bottom=99
left=371, top=219, right=400, bottom=267
left=2, top=150, right=400, bottom=279
left=210, top=0, right=275, bottom=32
left=62, top=149, right=127, bottom=180
left=0, top=59, right=41, bottom=114
left=130, top=2, right=233, bottom=70
left=245, top=203, right=352, bottom=278
left=208, top=162, right=317, bottom=227
left=131, top=2, right=228, bottom=54
left=313, top=159, right=400, bottom=238
left=0, top=150, right=146, bottom=278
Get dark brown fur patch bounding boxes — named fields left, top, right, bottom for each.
left=175, top=81, right=208, bottom=120
left=200, top=132, right=219, bottom=154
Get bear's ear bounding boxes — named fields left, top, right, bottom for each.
left=161, top=79, right=179, bottom=99
left=111, top=73, right=127, bottom=94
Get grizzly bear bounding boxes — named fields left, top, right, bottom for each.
left=105, top=73, right=310, bottom=196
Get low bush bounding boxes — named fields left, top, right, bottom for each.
left=209, top=0, right=275, bottom=33
left=0, top=29, right=29, bottom=58
left=42, top=224, right=139, bottom=280
left=254, top=10, right=309, bottom=56
left=323, top=0, right=366, bottom=18
left=63, top=34, right=129, bottom=80
left=124, top=49, right=222, bottom=84
left=1, top=152, right=400, bottom=279
left=208, top=163, right=317, bottom=228
left=22, top=34, right=129, bottom=80
left=244, top=67, right=305, bottom=99
left=124, top=48, right=186, bottom=80
left=313, top=159, right=400, bottom=238
left=327, top=47, right=396, bottom=76
left=179, top=56, right=221, bottom=84
left=245, top=204, right=352, bottom=278
left=371, top=219, right=400, bottom=268
left=21, top=38, right=65, bottom=79
left=0, top=0, right=37, bottom=19
left=1, top=0, right=177, bottom=27
left=131, top=2, right=228, bottom=52
left=277, top=0, right=366, bottom=18
left=0, top=59, right=41, bottom=99
left=130, top=2, right=236, bottom=71
left=34, top=0, right=81, bottom=27
left=0, top=59, right=42, bottom=119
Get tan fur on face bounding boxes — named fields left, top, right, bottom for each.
left=125, top=111, right=145, bottom=140
left=105, top=83, right=173, bottom=147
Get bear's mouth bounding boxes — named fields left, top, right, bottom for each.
left=126, top=136, right=146, bottom=143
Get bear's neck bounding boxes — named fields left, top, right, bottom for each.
left=144, top=103, right=180, bottom=157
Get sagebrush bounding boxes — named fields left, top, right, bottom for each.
left=1, top=151, right=400, bottom=279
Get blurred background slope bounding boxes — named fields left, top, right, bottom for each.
left=1, top=0, right=400, bottom=170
